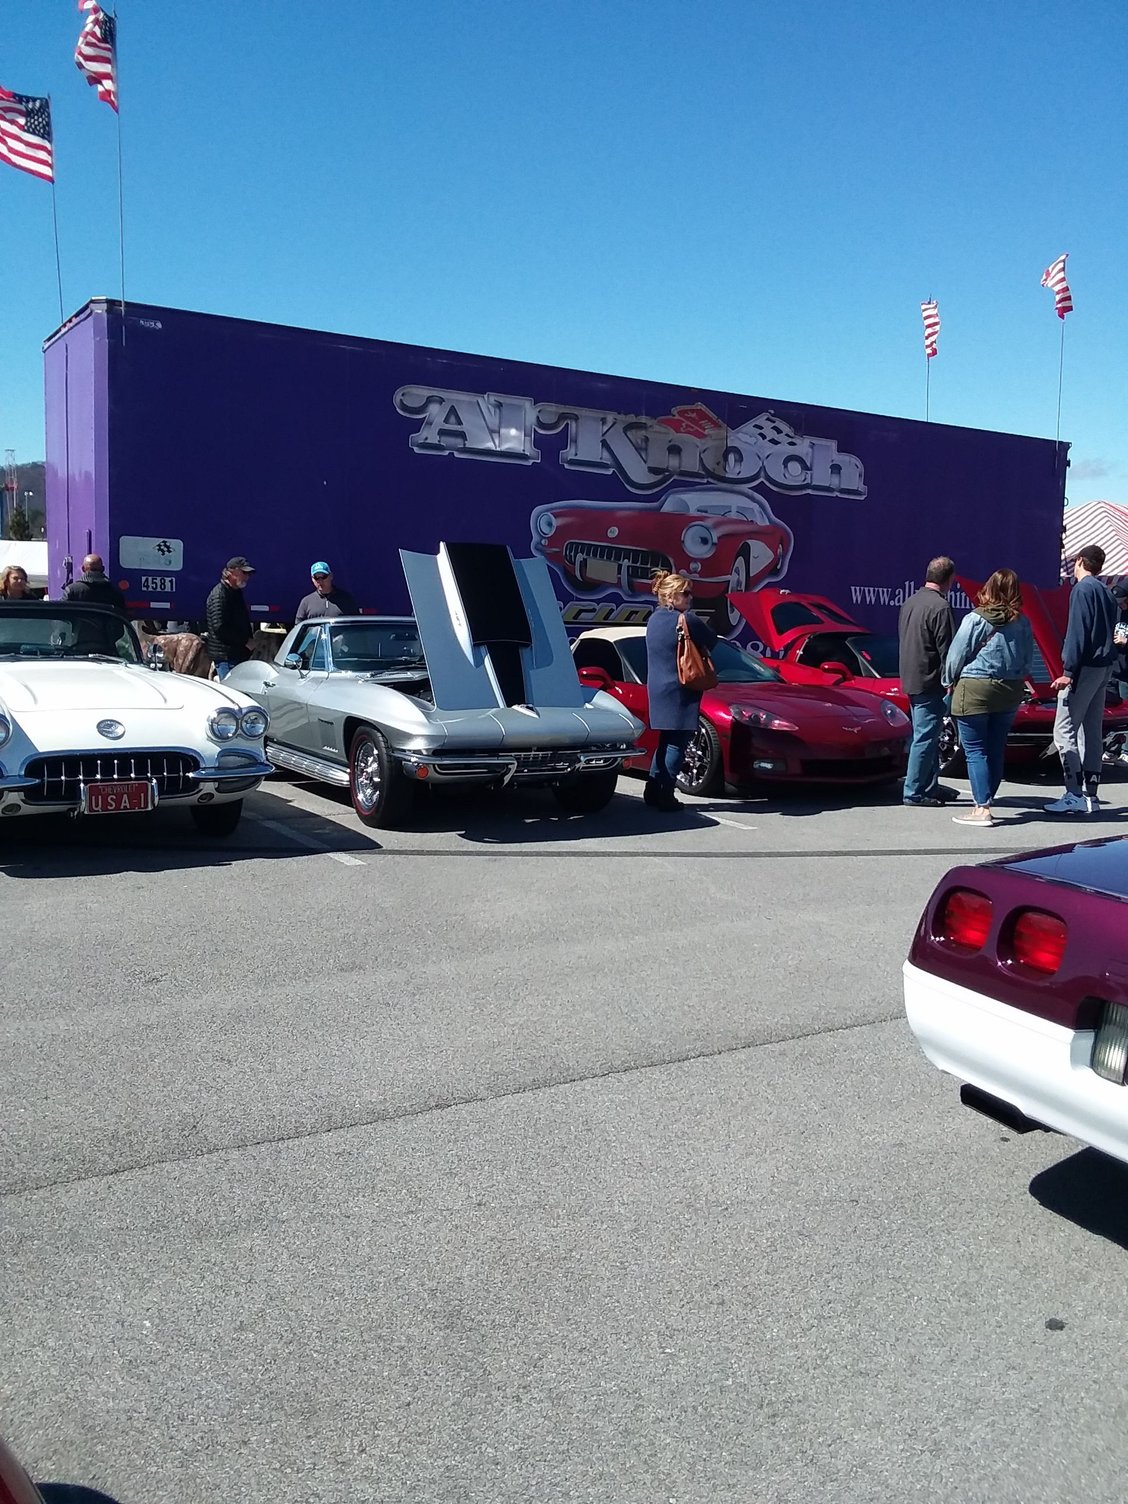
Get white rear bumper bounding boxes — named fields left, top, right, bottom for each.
left=903, top=960, right=1128, bottom=1165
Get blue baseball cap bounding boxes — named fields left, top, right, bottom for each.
left=310, top=561, right=331, bottom=576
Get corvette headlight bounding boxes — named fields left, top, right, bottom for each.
left=239, top=707, right=269, bottom=739
left=0, top=713, right=10, bottom=748
left=682, top=522, right=717, bottom=559
left=208, top=707, right=241, bottom=741
left=881, top=700, right=909, bottom=727
left=731, top=705, right=799, bottom=733
left=535, top=511, right=557, bottom=538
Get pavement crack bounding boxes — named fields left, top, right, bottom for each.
left=2, top=1010, right=904, bottom=1200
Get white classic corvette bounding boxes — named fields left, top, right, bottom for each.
left=0, top=602, right=272, bottom=836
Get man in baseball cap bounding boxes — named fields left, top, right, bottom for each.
left=294, top=560, right=360, bottom=623
left=205, top=557, right=257, bottom=679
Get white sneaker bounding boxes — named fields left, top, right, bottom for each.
left=1044, top=792, right=1088, bottom=815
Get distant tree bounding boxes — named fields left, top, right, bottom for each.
left=7, top=503, right=32, bottom=541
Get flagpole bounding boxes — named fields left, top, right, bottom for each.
left=47, top=95, right=64, bottom=324
left=114, top=9, right=125, bottom=343
left=1054, top=318, right=1065, bottom=443
left=925, top=353, right=931, bottom=423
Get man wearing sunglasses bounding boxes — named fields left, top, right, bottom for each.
left=294, top=561, right=360, bottom=623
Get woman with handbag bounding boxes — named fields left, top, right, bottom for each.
left=942, top=568, right=1034, bottom=828
left=643, top=569, right=719, bottom=810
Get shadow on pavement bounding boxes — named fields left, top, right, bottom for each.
left=0, top=803, right=381, bottom=878
left=1029, top=1147, right=1128, bottom=1249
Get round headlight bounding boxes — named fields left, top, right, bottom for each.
left=681, top=522, right=717, bottom=559
left=208, top=707, right=241, bottom=741
left=0, top=714, right=11, bottom=748
left=536, top=511, right=557, bottom=538
left=240, top=707, right=269, bottom=739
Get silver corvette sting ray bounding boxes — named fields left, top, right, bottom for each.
left=225, top=542, right=645, bottom=826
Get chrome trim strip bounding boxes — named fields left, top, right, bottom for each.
left=266, top=743, right=351, bottom=787
left=188, top=762, right=274, bottom=783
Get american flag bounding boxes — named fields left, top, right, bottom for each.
left=920, top=299, right=940, bottom=358
left=0, top=89, right=54, bottom=183
left=75, top=0, right=118, bottom=113
left=1041, top=252, right=1073, bottom=318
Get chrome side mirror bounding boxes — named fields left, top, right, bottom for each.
left=283, top=652, right=303, bottom=671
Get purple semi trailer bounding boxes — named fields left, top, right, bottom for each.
left=44, top=299, right=1067, bottom=638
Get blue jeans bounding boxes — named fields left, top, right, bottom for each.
left=956, top=710, right=1017, bottom=807
left=904, top=693, right=946, bottom=801
left=650, top=730, right=693, bottom=791
left=213, top=660, right=232, bottom=681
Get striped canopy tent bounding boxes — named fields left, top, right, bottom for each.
left=1061, top=500, right=1128, bottom=579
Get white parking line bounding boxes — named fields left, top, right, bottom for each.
left=248, top=815, right=367, bottom=866
left=703, top=813, right=759, bottom=832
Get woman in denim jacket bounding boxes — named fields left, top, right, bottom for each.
left=943, top=569, right=1034, bottom=828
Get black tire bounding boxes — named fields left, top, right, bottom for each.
left=190, top=799, right=243, bottom=837
left=552, top=767, right=620, bottom=813
left=938, top=715, right=964, bottom=773
left=677, top=718, right=724, bottom=796
left=349, top=726, right=413, bottom=828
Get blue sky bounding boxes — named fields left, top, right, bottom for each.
left=1, top=1, right=1125, bottom=504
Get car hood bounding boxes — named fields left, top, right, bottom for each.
left=400, top=542, right=590, bottom=714
left=0, top=659, right=248, bottom=715
left=703, top=679, right=903, bottom=727
left=727, top=589, right=868, bottom=653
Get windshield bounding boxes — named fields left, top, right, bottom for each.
left=659, top=489, right=772, bottom=524
left=0, top=606, right=140, bottom=662
left=328, top=622, right=425, bottom=672
left=712, top=639, right=782, bottom=684
left=850, top=634, right=899, bottom=677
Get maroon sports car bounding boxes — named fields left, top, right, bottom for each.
left=571, top=626, right=910, bottom=796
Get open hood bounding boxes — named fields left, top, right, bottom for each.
left=400, top=541, right=586, bottom=712
left=958, top=578, right=1068, bottom=682
left=728, top=589, right=868, bottom=654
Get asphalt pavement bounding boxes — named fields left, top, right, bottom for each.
left=3, top=762, right=1128, bottom=1504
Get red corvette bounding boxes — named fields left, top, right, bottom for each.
left=532, top=485, right=792, bottom=634
left=571, top=626, right=910, bottom=796
left=731, top=586, right=1128, bottom=772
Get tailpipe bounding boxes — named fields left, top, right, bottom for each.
left=959, top=1083, right=1051, bottom=1135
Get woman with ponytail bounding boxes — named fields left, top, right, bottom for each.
left=643, top=570, right=718, bottom=810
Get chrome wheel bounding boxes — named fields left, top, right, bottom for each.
left=353, top=736, right=381, bottom=812
left=938, top=715, right=961, bottom=771
left=677, top=718, right=724, bottom=796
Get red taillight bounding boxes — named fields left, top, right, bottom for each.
left=936, top=888, right=993, bottom=951
left=1008, top=909, right=1068, bottom=977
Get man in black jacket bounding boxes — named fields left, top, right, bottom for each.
left=898, top=556, right=957, bottom=806
left=1045, top=544, right=1117, bottom=815
left=205, top=556, right=256, bottom=680
left=63, top=554, right=128, bottom=614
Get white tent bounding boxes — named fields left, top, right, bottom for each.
left=1062, top=500, right=1128, bottom=578
left=0, top=540, right=48, bottom=586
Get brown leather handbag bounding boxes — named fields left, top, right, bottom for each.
left=676, top=613, right=718, bottom=693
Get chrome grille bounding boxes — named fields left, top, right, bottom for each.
left=563, top=540, right=672, bottom=583
left=24, top=751, right=200, bottom=804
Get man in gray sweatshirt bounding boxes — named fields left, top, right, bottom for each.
left=1045, top=543, right=1117, bottom=815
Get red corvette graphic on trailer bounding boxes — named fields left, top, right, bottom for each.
left=532, top=486, right=792, bottom=634
left=730, top=585, right=1128, bottom=771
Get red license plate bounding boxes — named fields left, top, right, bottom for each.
left=84, top=780, right=153, bottom=815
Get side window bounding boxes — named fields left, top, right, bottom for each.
left=289, top=626, right=327, bottom=670
left=618, top=637, right=648, bottom=683
left=573, top=637, right=623, bottom=679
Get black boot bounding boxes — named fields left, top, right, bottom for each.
left=644, top=778, right=679, bottom=810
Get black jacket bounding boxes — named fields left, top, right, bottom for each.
left=63, top=571, right=128, bottom=614
left=898, top=585, right=955, bottom=696
left=205, top=580, right=254, bottom=664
